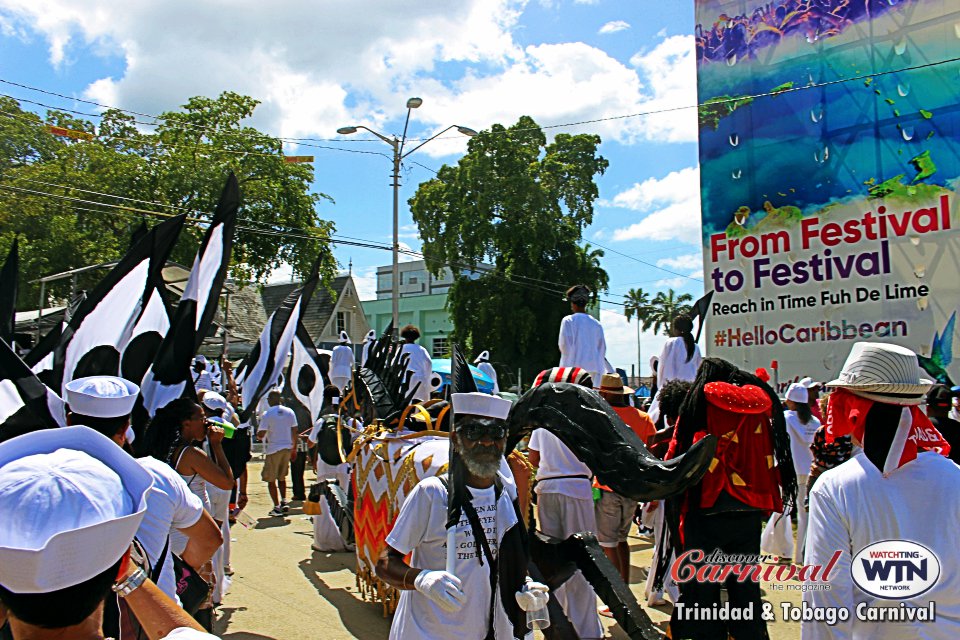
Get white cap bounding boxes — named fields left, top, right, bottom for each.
left=194, top=354, right=207, bottom=365
left=338, top=331, right=350, bottom=344
left=201, top=391, right=229, bottom=412
left=64, top=375, right=140, bottom=418
left=0, top=426, right=152, bottom=593
left=451, top=392, right=511, bottom=420
left=785, top=383, right=808, bottom=403
left=799, top=377, right=822, bottom=389
left=474, top=350, right=490, bottom=364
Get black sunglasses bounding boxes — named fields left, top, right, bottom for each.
left=457, top=421, right=508, bottom=441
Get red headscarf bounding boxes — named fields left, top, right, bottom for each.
left=825, top=388, right=951, bottom=475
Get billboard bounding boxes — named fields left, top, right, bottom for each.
left=696, top=0, right=960, bottom=386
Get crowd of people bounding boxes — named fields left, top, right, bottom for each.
left=2, top=282, right=959, bottom=640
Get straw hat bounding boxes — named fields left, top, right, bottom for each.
left=598, top=373, right=634, bottom=395
left=827, top=342, right=933, bottom=405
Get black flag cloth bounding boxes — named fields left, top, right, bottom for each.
left=237, top=259, right=321, bottom=421
left=688, top=290, right=715, bottom=343
left=284, top=322, right=329, bottom=423
left=0, top=338, right=65, bottom=444
left=137, top=174, right=239, bottom=435
left=445, top=343, right=478, bottom=532
left=50, top=213, right=186, bottom=395
left=0, top=238, right=18, bottom=345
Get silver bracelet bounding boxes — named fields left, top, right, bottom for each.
left=112, top=566, right=148, bottom=598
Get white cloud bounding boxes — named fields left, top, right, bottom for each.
left=352, top=266, right=378, bottom=300
left=598, top=20, right=630, bottom=35
left=656, top=252, right=701, bottom=271
left=600, top=308, right=668, bottom=375
left=0, top=2, right=698, bottom=159
left=608, top=165, right=702, bottom=245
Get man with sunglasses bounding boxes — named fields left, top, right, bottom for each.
left=376, top=392, right=549, bottom=639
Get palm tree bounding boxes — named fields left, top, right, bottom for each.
left=644, top=288, right=694, bottom=336
left=624, top=288, right=651, bottom=378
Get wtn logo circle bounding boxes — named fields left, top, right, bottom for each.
left=851, top=540, right=941, bottom=600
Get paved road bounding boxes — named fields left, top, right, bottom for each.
left=216, top=461, right=803, bottom=639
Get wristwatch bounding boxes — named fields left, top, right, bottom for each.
left=112, top=566, right=148, bottom=598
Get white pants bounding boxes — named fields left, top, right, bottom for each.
left=761, top=474, right=808, bottom=561
left=537, top=493, right=604, bottom=640
left=642, top=502, right=679, bottom=604
left=313, top=469, right=353, bottom=552
left=207, top=485, right=231, bottom=604
left=330, top=376, right=350, bottom=394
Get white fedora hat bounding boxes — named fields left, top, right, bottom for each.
left=827, top=342, right=933, bottom=405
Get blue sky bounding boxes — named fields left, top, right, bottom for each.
left=0, top=0, right=706, bottom=374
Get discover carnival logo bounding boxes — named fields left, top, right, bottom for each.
left=851, top=540, right=941, bottom=599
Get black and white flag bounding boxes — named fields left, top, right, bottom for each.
left=237, top=260, right=320, bottom=422
left=0, top=238, right=18, bottom=346
left=0, top=338, right=65, bottom=444
left=50, top=213, right=186, bottom=395
left=137, top=174, right=239, bottom=431
left=284, top=322, right=329, bottom=423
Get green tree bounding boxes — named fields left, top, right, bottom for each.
left=623, top=287, right=651, bottom=376
left=0, top=93, right=337, bottom=308
left=409, top=116, right=609, bottom=381
left=644, top=288, right=693, bottom=336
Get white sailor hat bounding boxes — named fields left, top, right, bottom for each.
left=200, top=391, right=229, bottom=412
left=0, top=426, right=152, bottom=593
left=64, top=376, right=140, bottom=418
left=452, top=392, right=511, bottom=421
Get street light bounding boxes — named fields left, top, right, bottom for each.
left=339, top=98, right=476, bottom=333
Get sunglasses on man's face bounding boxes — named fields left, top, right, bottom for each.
left=457, top=421, right=508, bottom=441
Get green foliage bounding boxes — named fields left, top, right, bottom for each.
left=0, top=93, right=336, bottom=307
left=642, top=288, right=693, bottom=336
left=409, top=116, right=609, bottom=379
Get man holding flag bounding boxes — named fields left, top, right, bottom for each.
left=375, top=348, right=549, bottom=639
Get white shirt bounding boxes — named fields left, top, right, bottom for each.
left=401, top=343, right=433, bottom=403
left=163, top=629, right=219, bottom=639
left=528, top=428, right=592, bottom=501
left=803, top=452, right=960, bottom=639
left=309, top=416, right=353, bottom=481
left=785, top=410, right=820, bottom=476
left=361, top=339, right=375, bottom=368
left=330, top=344, right=355, bottom=380
left=477, top=362, right=499, bottom=394
left=656, top=336, right=701, bottom=385
left=558, top=312, right=607, bottom=382
left=258, top=405, right=297, bottom=454
left=386, top=476, right=519, bottom=640
left=135, top=456, right=205, bottom=600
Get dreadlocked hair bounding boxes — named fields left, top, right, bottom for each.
left=656, top=358, right=799, bottom=592
left=674, top=357, right=797, bottom=513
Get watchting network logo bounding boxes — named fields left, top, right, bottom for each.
left=851, top=540, right=941, bottom=600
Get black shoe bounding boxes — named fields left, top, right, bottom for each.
left=280, top=501, right=290, bottom=513
left=194, top=608, right=214, bottom=632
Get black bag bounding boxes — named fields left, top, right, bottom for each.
left=171, top=553, right=210, bottom=615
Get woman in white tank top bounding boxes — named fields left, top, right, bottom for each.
left=145, top=398, right=234, bottom=628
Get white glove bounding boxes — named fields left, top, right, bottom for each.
left=515, top=581, right=550, bottom=612
left=413, top=570, right=467, bottom=613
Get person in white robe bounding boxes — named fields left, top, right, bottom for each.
left=648, top=315, right=702, bottom=423
left=360, top=329, right=377, bottom=368
left=557, top=284, right=607, bottom=386
left=474, top=350, right=499, bottom=394
left=329, top=331, right=355, bottom=393
left=400, top=324, right=433, bottom=404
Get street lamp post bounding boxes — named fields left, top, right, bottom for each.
left=338, top=99, right=477, bottom=334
